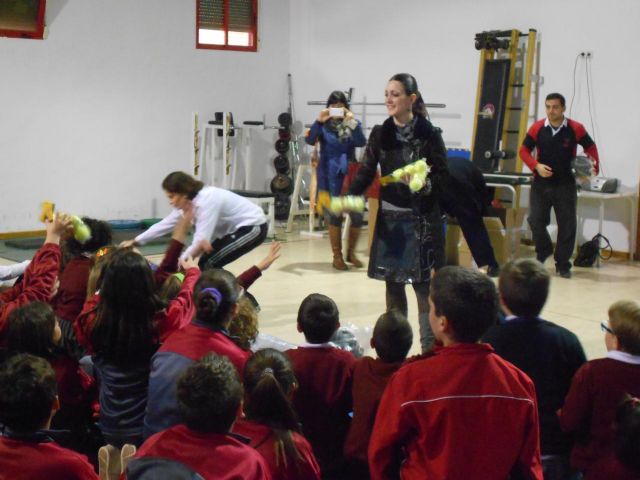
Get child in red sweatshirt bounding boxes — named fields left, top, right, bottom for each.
left=286, top=293, right=355, bottom=478
left=344, top=310, right=413, bottom=478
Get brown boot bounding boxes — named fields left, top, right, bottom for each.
left=329, top=225, right=348, bottom=270
left=346, top=227, right=364, bottom=268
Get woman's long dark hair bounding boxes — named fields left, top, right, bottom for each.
left=90, top=248, right=166, bottom=365
left=193, top=269, right=241, bottom=328
left=389, top=73, right=427, bottom=117
left=243, top=348, right=304, bottom=471
left=7, top=302, right=57, bottom=359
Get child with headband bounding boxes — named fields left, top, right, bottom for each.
left=144, top=269, right=249, bottom=439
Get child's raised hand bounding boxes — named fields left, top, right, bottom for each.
left=180, top=255, right=200, bottom=271
left=119, top=239, right=138, bottom=248
left=256, top=241, right=282, bottom=271
left=45, top=213, right=73, bottom=245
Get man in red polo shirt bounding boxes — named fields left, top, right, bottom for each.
left=520, top=92, right=599, bottom=278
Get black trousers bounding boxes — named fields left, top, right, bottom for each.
left=199, top=223, right=268, bottom=270
left=527, top=180, right=577, bottom=272
left=452, top=212, right=498, bottom=268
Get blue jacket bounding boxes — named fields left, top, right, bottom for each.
left=306, top=120, right=366, bottom=195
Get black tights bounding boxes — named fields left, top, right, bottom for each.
left=385, top=281, right=433, bottom=352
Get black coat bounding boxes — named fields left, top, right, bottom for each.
left=348, top=116, right=448, bottom=215
left=440, top=156, right=490, bottom=219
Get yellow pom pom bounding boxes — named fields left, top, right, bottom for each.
left=404, top=164, right=417, bottom=175
left=330, top=197, right=344, bottom=213
left=391, top=169, right=404, bottom=181
left=414, top=160, right=428, bottom=174
left=409, top=175, right=424, bottom=192
left=74, top=224, right=92, bottom=243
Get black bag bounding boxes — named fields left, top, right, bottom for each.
left=574, top=233, right=612, bottom=267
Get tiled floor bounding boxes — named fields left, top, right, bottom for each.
left=3, top=223, right=637, bottom=360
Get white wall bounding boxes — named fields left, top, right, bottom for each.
left=0, top=0, right=290, bottom=231
left=2, top=0, right=638, bottom=253
left=289, top=0, right=640, bottom=252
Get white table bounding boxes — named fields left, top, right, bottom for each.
left=577, top=190, right=638, bottom=262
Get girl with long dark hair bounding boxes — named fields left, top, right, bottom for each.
left=74, top=248, right=200, bottom=448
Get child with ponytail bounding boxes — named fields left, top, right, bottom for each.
left=144, top=268, right=250, bottom=439
left=233, top=348, right=320, bottom=480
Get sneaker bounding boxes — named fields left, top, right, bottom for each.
left=98, top=444, right=121, bottom=480
left=120, top=444, right=137, bottom=473
left=556, top=268, right=572, bottom=279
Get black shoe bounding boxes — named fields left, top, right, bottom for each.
left=536, top=255, right=549, bottom=264
left=487, top=265, right=500, bottom=278
left=556, top=268, right=572, bottom=279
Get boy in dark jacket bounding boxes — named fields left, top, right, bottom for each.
left=483, top=258, right=586, bottom=479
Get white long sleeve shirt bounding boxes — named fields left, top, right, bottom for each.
left=135, top=187, right=266, bottom=259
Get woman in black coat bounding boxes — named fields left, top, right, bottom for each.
left=348, top=73, right=448, bottom=351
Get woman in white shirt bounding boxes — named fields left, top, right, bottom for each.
left=122, top=171, right=267, bottom=270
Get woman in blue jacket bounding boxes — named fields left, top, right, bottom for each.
left=306, top=91, right=367, bottom=270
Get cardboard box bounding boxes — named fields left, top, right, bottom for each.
left=445, top=223, right=475, bottom=267
left=484, top=213, right=523, bottom=264
left=486, top=206, right=527, bottom=230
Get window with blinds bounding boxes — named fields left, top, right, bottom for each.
left=197, top=0, right=257, bottom=52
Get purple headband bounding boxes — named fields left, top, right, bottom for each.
left=201, top=287, right=223, bottom=304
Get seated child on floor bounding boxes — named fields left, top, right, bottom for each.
left=286, top=293, right=356, bottom=478
left=52, top=217, right=112, bottom=325
left=482, top=258, right=586, bottom=478
left=585, top=394, right=640, bottom=479
left=75, top=249, right=200, bottom=448
left=7, top=302, right=95, bottom=438
left=233, top=348, right=321, bottom=480
left=227, top=296, right=259, bottom=351
left=0, top=353, right=98, bottom=480
left=559, top=300, right=640, bottom=475
left=0, top=214, right=71, bottom=338
left=369, top=266, right=543, bottom=480
left=144, top=268, right=249, bottom=439
left=344, top=310, right=413, bottom=476
left=127, top=354, right=269, bottom=480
